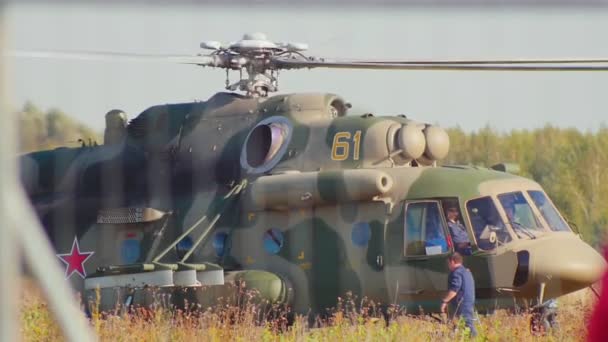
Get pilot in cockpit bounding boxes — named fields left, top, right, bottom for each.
left=444, top=203, right=472, bottom=255
left=470, top=200, right=511, bottom=249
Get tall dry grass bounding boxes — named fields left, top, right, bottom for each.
left=20, top=281, right=591, bottom=342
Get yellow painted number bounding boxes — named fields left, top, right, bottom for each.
left=332, top=132, right=350, bottom=161
left=331, top=130, right=362, bottom=161
left=353, top=130, right=362, bottom=161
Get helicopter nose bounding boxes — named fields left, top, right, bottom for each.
left=529, top=235, right=606, bottom=293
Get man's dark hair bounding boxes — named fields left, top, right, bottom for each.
left=448, top=252, right=463, bottom=264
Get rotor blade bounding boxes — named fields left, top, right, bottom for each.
left=6, top=49, right=221, bottom=66
left=336, top=58, right=608, bottom=65
left=273, top=58, right=608, bottom=71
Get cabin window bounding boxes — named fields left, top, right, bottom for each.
left=404, top=201, right=449, bottom=256
left=466, top=196, right=512, bottom=249
left=498, top=191, right=544, bottom=238
left=527, top=191, right=571, bottom=232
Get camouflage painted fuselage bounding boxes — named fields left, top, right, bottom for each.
left=20, top=92, right=605, bottom=315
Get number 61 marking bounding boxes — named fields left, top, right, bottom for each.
left=331, top=130, right=362, bottom=161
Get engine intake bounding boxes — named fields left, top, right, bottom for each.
left=241, top=116, right=293, bottom=174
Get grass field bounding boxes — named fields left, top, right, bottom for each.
left=20, top=282, right=593, bottom=342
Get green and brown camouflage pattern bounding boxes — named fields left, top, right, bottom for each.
left=19, top=92, right=606, bottom=315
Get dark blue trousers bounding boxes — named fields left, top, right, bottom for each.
left=454, top=303, right=477, bottom=337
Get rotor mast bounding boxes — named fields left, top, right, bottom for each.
left=199, top=32, right=308, bottom=98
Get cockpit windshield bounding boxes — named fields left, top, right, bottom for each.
left=466, top=196, right=512, bottom=250
left=465, top=190, right=570, bottom=248
left=498, top=191, right=543, bottom=239
left=527, top=190, right=571, bottom=232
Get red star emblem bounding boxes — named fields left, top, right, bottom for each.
left=57, top=237, right=94, bottom=279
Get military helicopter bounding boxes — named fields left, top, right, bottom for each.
left=17, top=32, right=607, bottom=323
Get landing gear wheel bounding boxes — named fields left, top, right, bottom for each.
left=530, top=310, right=545, bottom=336
left=530, top=305, right=557, bottom=336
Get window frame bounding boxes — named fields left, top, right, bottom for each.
left=526, top=190, right=572, bottom=233
left=402, top=200, right=452, bottom=259
left=498, top=190, right=548, bottom=234
left=464, top=195, right=516, bottom=250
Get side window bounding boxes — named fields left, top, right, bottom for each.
left=404, top=201, right=449, bottom=256
left=467, top=196, right=512, bottom=249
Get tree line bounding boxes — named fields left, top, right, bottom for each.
left=18, top=102, right=99, bottom=153
left=15, top=103, right=608, bottom=245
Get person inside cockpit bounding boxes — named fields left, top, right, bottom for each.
left=476, top=205, right=505, bottom=249
left=444, top=203, right=472, bottom=255
left=467, top=197, right=512, bottom=249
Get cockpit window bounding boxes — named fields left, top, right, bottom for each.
left=527, top=191, right=571, bottom=232
left=404, top=201, right=449, bottom=256
left=498, top=191, right=544, bottom=239
left=466, top=196, right=512, bottom=249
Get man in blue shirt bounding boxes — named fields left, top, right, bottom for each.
left=445, top=205, right=472, bottom=255
left=441, top=252, right=477, bottom=337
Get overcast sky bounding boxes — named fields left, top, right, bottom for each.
left=9, top=0, right=608, bottom=6
left=4, top=3, right=608, bottom=132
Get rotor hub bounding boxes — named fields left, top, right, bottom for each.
left=199, top=33, right=308, bottom=97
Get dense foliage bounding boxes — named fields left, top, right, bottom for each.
left=17, top=102, right=100, bottom=153
left=15, top=103, right=607, bottom=245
